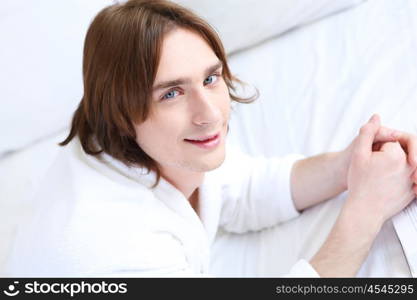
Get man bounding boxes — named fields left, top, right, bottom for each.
left=5, top=0, right=417, bottom=277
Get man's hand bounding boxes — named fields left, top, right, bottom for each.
left=310, top=114, right=416, bottom=277
left=341, top=114, right=417, bottom=196
left=345, top=119, right=415, bottom=224
left=290, top=114, right=417, bottom=212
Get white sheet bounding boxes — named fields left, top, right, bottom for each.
left=211, top=0, right=417, bottom=277
left=392, top=200, right=417, bottom=277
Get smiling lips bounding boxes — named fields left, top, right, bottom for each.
left=184, top=133, right=221, bottom=149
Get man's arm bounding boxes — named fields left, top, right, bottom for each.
left=309, top=201, right=382, bottom=277
left=290, top=150, right=349, bottom=212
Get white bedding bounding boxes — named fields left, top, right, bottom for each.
left=1, top=0, right=417, bottom=277
left=211, top=0, right=417, bottom=277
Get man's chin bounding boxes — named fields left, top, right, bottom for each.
left=189, top=153, right=226, bottom=172
left=206, top=156, right=225, bottom=171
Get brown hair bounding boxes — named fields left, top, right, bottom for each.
left=59, top=0, right=257, bottom=186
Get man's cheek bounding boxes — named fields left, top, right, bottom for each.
left=224, top=104, right=231, bottom=121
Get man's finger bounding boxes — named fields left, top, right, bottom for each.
left=392, top=131, right=417, bottom=168
left=412, top=182, right=417, bottom=196
left=374, top=126, right=398, bottom=144
left=355, top=115, right=381, bottom=159
left=372, top=141, right=384, bottom=151
left=380, top=141, right=403, bottom=154
left=369, top=114, right=381, bottom=127
left=411, top=169, right=417, bottom=183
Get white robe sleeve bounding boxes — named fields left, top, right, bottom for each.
left=218, top=146, right=304, bottom=233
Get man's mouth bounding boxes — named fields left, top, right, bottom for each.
left=184, top=133, right=221, bottom=149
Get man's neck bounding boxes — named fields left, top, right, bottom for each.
left=159, top=165, right=205, bottom=202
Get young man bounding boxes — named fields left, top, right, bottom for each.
left=5, top=0, right=417, bottom=277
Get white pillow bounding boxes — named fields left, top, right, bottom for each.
left=0, top=0, right=112, bottom=156
left=0, top=0, right=363, bottom=156
left=174, top=0, right=364, bottom=54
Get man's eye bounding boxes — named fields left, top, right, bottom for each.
left=162, top=89, right=179, bottom=100
left=203, top=74, right=219, bottom=85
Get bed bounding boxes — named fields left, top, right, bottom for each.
left=1, top=0, right=416, bottom=277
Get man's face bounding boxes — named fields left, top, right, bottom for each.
left=134, top=28, right=230, bottom=174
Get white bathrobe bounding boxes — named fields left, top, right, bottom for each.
left=4, top=137, right=318, bottom=277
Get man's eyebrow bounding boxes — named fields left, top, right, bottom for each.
left=205, top=61, right=223, bottom=77
left=152, top=61, right=223, bottom=92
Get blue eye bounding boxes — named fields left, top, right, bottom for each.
left=204, top=74, right=218, bottom=85
left=162, top=89, right=179, bottom=100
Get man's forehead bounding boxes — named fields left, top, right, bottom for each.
left=152, top=60, right=223, bottom=91
left=154, top=28, right=220, bottom=81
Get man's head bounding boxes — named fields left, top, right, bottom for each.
left=135, top=27, right=230, bottom=176
left=60, top=0, right=255, bottom=185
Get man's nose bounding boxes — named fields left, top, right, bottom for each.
left=190, top=89, right=221, bottom=127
